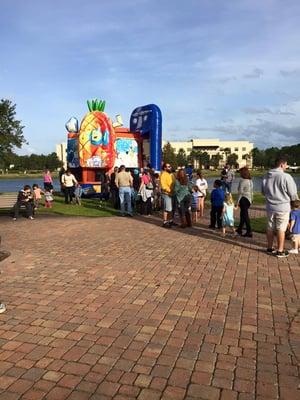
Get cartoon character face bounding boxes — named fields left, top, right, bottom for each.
left=91, top=128, right=102, bottom=145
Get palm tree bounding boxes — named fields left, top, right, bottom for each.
left=188, top=150, right=209, bottom=169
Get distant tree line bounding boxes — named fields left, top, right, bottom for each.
left=0, top=152, right=62, bottom=172
left=252, top=144, right=300, bottom=168
left=162, top=142, right=237, bottom=169
left=163, top=142, right=300, bottom=170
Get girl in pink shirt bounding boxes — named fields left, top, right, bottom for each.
left=43, top=169, right=53, bottom=191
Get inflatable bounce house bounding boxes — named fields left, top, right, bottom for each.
left=65, top=100, right=162, bottom=195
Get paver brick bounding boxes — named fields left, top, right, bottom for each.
left=0, top=215, right=299, bottom=400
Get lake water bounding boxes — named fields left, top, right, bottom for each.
left=0, top=178, right=61, bottom=193
left=1, top=176, right=299, bottom=193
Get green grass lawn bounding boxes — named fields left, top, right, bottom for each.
left=38, top=195, right=117, bottom=217
left=244, top=217, right=267, bottom=234
left=0, top=195, right=117, bottom=218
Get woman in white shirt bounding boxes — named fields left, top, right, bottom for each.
left=196, top=172, right=208, bottom=218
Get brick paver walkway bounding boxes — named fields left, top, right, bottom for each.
left=0, top=214, right=299, bottom=400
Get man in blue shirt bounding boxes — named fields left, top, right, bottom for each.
left=209, top=179, right=225, bottom=229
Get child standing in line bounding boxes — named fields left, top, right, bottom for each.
left=32, top=184, right=44, bottom=209
left=44, top=189, right=54, bottom=208
left=74, top=183, right=83, bottom=205
left=289, top=200, right=300, bottom=254
left=191, top=185, right=200, bottom=223
left=222, top=193, right=237, bottom=237
left=209, top=179, right=225, bottom=229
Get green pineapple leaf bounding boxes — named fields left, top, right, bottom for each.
left=87, top=98, right=106, bottom=112
left=87, top=100, right=92, bottom=112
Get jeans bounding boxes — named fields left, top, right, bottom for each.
left=14, top=201, right=33, bottom=218
left=161, top=193, right=172, bottom=212
left=237, top=197, right=252, bottom=233
left=222, top=181, right=232, bottom=193
left=111, top=187, right=119, bottom=209
left=119, top=187, right=132, bottom=215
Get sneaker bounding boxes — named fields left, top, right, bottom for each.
left=162, top=222, right=171, bottom=228
left=28, top=216, right=34, bottom=220
left=266, top=248, right=276, bottom=254
left=0, top=303, right=6, bottom=314
left=275, top=250, right=289, bottom=258
left=242, top=232, right=253, bottom=238
left=289, top=249, right=299, bottom=254
left=169, top=220, right=178, bottom=226
left=12, top=218, right=17, bottom=221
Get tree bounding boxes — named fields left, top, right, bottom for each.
left=210, top=154, right=222, bottom=169
left=0, top=99, right=26, bottom=158
left=176, top=148, right=187, bottom=167
left=227, top=153, right=238, bottom=167
left=242, top=152, right=252, bottom=167
left=189, top=150, right=210, bottom=169
left=162, top=142, right=177, bottom=168
left=199, top=151, right=210, bottom=169
left=252, top=147, right=265, bottom=168
left=220, top=147, right=231, bottom=161
left=264, top=147, right=280, bottom=169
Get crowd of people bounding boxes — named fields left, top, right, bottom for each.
left=105, top=158, right=299, bottom=258
left=12, top=157, right=299, bottom=258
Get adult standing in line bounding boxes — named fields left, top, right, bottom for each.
left=226, top=166, right=235, bottom=193
left=58, top=167, right=66, bottom=193
left=139, top=168, right=153, bottom=216
left=115, top=165, right=133, bottom=217
left=235, top=167, right=253, bottom=237
left=262, top=156, right=298, bottom=258
left=221, top=164, right=228, bottom=192
left=43, top=169, right=53, bottom=191
left=61, top=169, right=78, bottom=204
left=174, top=169, right=192, bottom=228
left=110, top=166, right=119, bottom=209
left=195, top=171, right=208, bottom=218
left=160, top=162, right=176, bottom=228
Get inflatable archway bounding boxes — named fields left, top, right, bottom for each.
left=130, top=104, right=162, bottom=171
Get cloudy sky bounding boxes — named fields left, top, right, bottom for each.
left=1, top=0, right=300, bottom=154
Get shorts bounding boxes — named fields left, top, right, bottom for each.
left=267, top=211, right=289, bottom=232
left=291, top=233, right=300, bottom=242
left=161, top=193, right=172, bottom=212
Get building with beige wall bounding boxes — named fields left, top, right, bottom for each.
left=55, top=142, right=67, bottom=168
left=163, top=138, right=253, bottom=168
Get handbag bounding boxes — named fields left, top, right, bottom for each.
left=145, top=176, right=154, bottom=190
